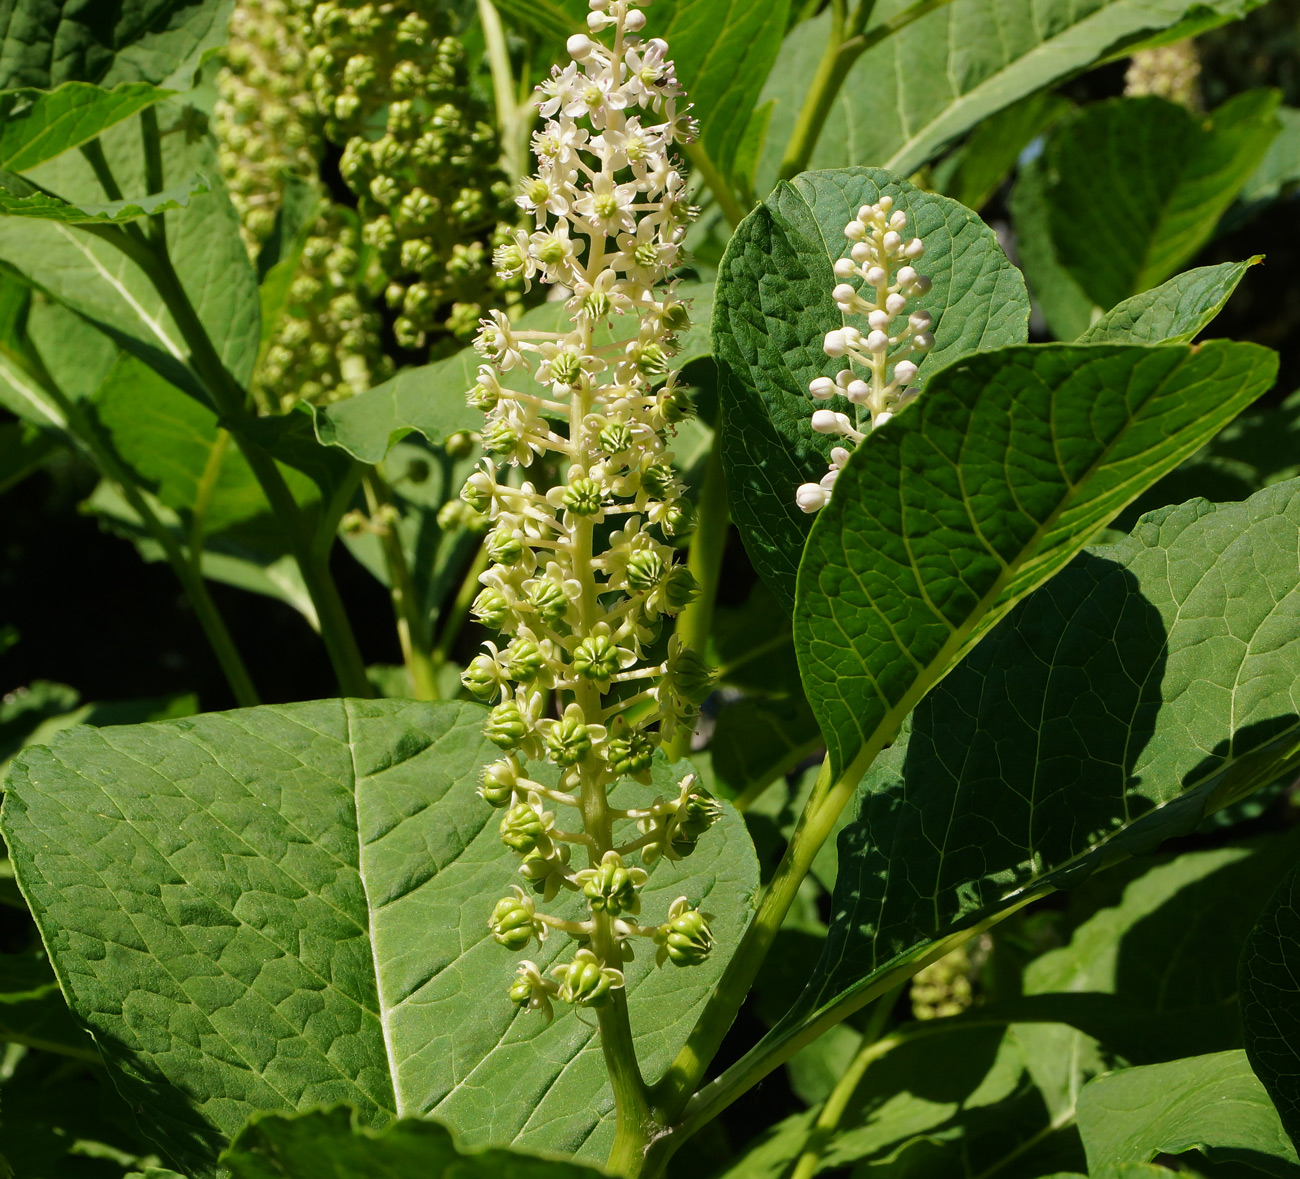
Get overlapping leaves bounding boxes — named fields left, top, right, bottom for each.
left=0, top=699, right=758, bottom=1175
left=714, top=166, right=1028, bottom=611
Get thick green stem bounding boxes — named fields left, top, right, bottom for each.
left=364, top=472, right=439, bottom=700
left=140, top=105, right=167, bottom=246
left=87, top=222, right=373, bottom=697
left=664, top=427, right=729, bottom=760
left=1, top=344, right=260, bottom=707
left=778, top=0, right=954, bottom=180
left=684, top=141, right=746, bottom=229
left=479, top=0, right=526, bottom=179
left=430, top=539, right=488, bottom=671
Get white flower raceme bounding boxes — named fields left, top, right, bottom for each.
left=796, top=196, right=934, bottom=513
left=462, top=0, right=720, bottom=1019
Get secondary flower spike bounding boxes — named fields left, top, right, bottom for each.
left=462, top=0, right=720, bottom=1017
left=797, top=196, right=934, bottom=513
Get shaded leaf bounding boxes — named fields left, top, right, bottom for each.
left=0, top=951, right=97, bottom=1059
left=1240, top=860, right=1300, bottom=1147
left=796, top=340, right=1276, bottom=781
left=714, top=166, right=1028, bottom=611
left=0, top=167, right=206, bottom=221
left=1078, top=259, right=1259, bottom=345
left=1076, top=1052, right=1299, bottom=1176
left=0, top=699, right=758, bottom=1175
left=0, top=418, right=61, bottom=494
left=220, top=1106, right=606, bottom=1178
left=0, top=82, right=171, bottom=173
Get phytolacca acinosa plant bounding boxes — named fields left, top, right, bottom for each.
left=458, top=0, right=721, bottom=1020
left=796, top=197, right=935, bottom=513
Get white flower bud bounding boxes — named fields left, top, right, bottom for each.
left=857, top=204, right=875, bottom=221
left=833, top=257, right=857, bottom=278
left=882, top=231, right=902, bottom=252
left=624, top=8, right=646, bottom=30
left=896, top=266, right=918, bottom=287
left=588, top=11, right=612, bottom=29
left=904, top=237, right=925, bottom=259
left=835, top=368, right=854, bottom=387
left=830, top=446, right=851, bottom=468
left=808, top=376, right=836, bottom=399
left=893, top=359, right=918, bottom=384
left=844, top=220, right=866, bottom=240
left=866, top=330, right=889, bottom=354
left=823, top=329, right=847, bottom=357
left=868, top=310, right=890, bottom=331
left=846, top=379, right=870, bottom=404
left=912, top=275, right=932, bottom=295
left=796, top=482, right=828, bottom=512
left=885, top=292, right=907, bottom=315
left=567, top=33, right=596, bottom=59
left=850, top=242, right=872, bottom=263
left=841, top=326, right=863, bottom=347
left=889, top=210, right=907, bottom=229
left=865, top=266, right=887, bottom=287
left=874, top=410, right=893, bottom=427
left=832, top=283, right=857, bottom=304
left=810, top=409, right=843, bottom=434
left=912, top=332, right=934, bottom=351
left=878, top=195, right=893, bottom=213
left=909, top=310, right=932, bottom=331
left=819, top=467, right=839, bottom=490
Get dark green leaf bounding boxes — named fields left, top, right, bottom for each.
left=715, top=166, right=1028, bottom=611
left=0, top=0, right=232, bottom=91
left=0, top=83, right=171, bottom=173
left=0, top=700, right=758, bottom=1175
left=1031, top=93, right=1281, bottom=311
left=1238, top=106, right=1300, bottom=207
left=0, top=167, right=206, bottom=221
left=220, top=1106, right=606, bottom=1178
left=1076, top=1052, right=1299, bottom=1176
left=779, top=476, right=1300, bottom=1057
left=754, top=0, right=1266, bottom=192
left=1241, top=861, right=1300, bottom=1147
left=1078, top=259, right=1259, bottom=345
left=797, top=341, right=1276, bottom=781
left=0, top=418, right=60, bottom=494
left=0, top=951, right=97, bottom=1059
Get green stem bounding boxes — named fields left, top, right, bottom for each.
left=364, top=472, right=439, bottom=700
left=664, top=427, right=728, bottom=760
left=789, top=987, right=899, bottom=1179
left=430, top=540, right=489, bottom=671
left=140, top=105, right=167, bottom=246
left=685, top=141, right=746, bottom=229
left=0, top=344, right=260, bottom=707
left=778, top=0, right=955, bottom=180
left=85, top=221, right=373, bottom=698
left=189, top=427, right=231, bottom=570
left=478, top=0, right=526, bottom=179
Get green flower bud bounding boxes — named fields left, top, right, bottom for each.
left=641, top=464, right=675, bottom=501
left=461, top=653, right=504, bottom=700
left=659, top=382, right=695, bottom=423
left=527, top=580, right=569, bottom=626
left=548, top=349, right=583, bottom=388
left=626, top=550, right=666, bottom=592
left=553, top=948, right=623, bottom=1007
left=605, top=729, right=656, bottom=778
left=472, top=588, right=510, bottom=629
left=488, top=888, right=540, bottom=949
left=677, top=786, right=723, bottom=842
left=660, top=901, right=712, bottom=967
left=506, top=640, right=546, bottom=682
left=631, top=342, right=668, bottom=377
left=663, top=565, right=700, bottom=612
left=662, top=502, right=694, bottom=536
left=573, top=633, right=619, bottom=682
left=564, top=477, right=604, bottom=517
left=482, top=419, right=520, bottom=456
left=518, top=842, right=571, bottom=902
left=508, top=960, right=557, bottom=1020
left=499, top=802, right=547, bottom=853
left=579, top=850, right=646, bottom=917
left=581, top=288, right=611, bottom=320
left=459, top=476, right=491, bottom=513
left=665, top=643, right=715, bottom=705
left=599, top=421, right=633, bottom=454
left=545, top=704, right=592, bottom=767
left=478, top=758, right=519, bottom=807
left=485, top=701, right=528, bottom=749
left=486, top=526, right=526, bottom=565
left=660, top=299, right=691, bottom=333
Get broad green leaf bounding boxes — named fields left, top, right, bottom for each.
left=0, top=418, right=60, bottom=494
left=1239, top=106, right=1300, bottom=207
left=779, top=478, right=1300, bottom=1061
left=0, top=95, right=260, bottom=392
left=1076, top=1052, right=1299, bottom=1176
left=1240, top=861, right=1300, bottom=1145
left=0, top=83, right=171, bottom=173
left=1078, top=259, right=1259, bottom=345
left=0, top=168, right=207, bottom=222
left=709, top=696, right=821, bottom=801
left=1029, top=93, right=1281, bottom=311
left=220, top=1107, right=606, bottom=1178
left=796, top=340, right=1277, bottom=782
left=0, top=699, right=759, bottom=1175
left=754, top=0, right=1265, bottom=192
left=931, top=92, right=1073, bottom=212
left=0, top=0, right=232, bottom=91
left=714, top=166, right=1029, bottom=612
left=0, top=951, right=97, bottom=1059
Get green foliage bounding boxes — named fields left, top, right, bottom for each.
left=0, top=700, right=758, bottom=1173
left=0, top=170, right=208, bottom=222
left=1076, top=1052, right=1300, bottom=1174
left=795, top=340, right=1275, bottom=780
left=714, top=166, right=1028, bottom=611
left=1241, top=861, right=1300, bottom=1145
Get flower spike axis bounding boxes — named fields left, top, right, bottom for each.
left=461, top=0, right=721, bottom=1018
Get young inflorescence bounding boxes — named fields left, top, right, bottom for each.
left=460, top=0, right=721, bottom=1019
left=796, top=197, right=934, bottom=513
